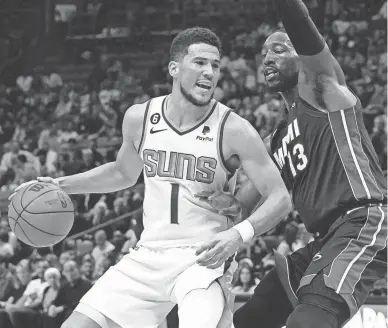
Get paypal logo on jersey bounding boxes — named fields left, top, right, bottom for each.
left=196, top=125, right=213, bottom=142
left=143, top=149, right=217, bottom=184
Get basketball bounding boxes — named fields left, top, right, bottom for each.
left=8, top=182, right=75, bottom=247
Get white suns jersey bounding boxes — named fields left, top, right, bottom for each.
left=137, top=95, right=235, bottom=248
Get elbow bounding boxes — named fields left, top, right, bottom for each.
left=114, top=162, right=136, bottom=188
left=279, top=189, right=293, bottom=215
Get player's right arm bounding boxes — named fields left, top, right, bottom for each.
left=56, top=104, right=144, bottom=194
left=11, top=104, right=145, bottom=197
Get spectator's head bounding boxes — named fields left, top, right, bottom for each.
left=17, top=154, right=27, bottom=164
left=59, top=251, right=72, bottom=266
left=169, top=27, right=222, bottom=107
left=44, top=267, right=61, bottom=289
left=45, top=254, right=61, bottom=271
left=262, top=30, right=299, bottom=93
left=94, top=230, right=107, bottom=247
left=113, top=197, right=125, bottom=214
left=82, top=253, right=94, bottom=264
left=62, top=260, right=80, bottom=283
left=36, top=149, right=47, bottom=164
left=36, top=259, right=49, bottom=279
left=235, top=263, right=256, bottom=290
left=80, top=260, right=94, bottom=280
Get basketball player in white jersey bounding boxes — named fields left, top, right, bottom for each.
left=10, top=27, right=291, bottom=328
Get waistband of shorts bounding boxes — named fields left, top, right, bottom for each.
left=317, top=203, right=386, bottom=238
left=345, top=203, right=386, bottom=215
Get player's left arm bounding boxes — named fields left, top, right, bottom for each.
left=274, top=0, right=357, bottom=112
left=196, top=114, right=292, bottom=268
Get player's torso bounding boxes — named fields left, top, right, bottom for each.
left=270, top=97, right=387, bottom=234
left=138, top=95, right=233, bottom=247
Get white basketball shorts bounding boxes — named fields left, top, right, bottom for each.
left=75, top=246, right=237, bottom=328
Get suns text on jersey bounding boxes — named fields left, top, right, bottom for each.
left=273, top=118, right=308, bottom=177
left=143, top=149, right=217, bottom=184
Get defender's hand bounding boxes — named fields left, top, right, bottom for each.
left=196, top=229, right=243, bottom=269
left=195, top=190, right=242, bottom=219
left=8, top=177, right=59, bottom=201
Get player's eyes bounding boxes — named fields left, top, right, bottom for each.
left=196, top=61, right=205, bottom=66
left=212, top=64, right=220, bottom=69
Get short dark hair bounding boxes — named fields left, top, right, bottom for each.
left=170, top=27, right=222, bottom=61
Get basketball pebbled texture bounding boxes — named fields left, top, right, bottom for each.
left=8, top=182, right=75, bottom=247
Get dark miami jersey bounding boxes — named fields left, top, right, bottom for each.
left=270, top=96, right=387, bottom=234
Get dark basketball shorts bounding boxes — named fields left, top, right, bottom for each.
left=275, top=204, right=387, bottom=320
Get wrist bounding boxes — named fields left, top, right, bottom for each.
left=54, top=177, right=66, bottom=190
left=232, top=220, right=255, bottom=243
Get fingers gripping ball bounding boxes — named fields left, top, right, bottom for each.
left=8, top=182, right=74, bottom=247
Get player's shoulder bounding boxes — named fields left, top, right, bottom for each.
left=122, top=97, right=162, bottom=138
left=222, top=109, right=253, bottom=140
left=123, top=99, right=151, bottom=124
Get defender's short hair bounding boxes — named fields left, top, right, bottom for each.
left=170, top=27, right=222, bottom=61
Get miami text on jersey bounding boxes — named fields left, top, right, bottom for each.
left=273, top=118, right=308, bottom=177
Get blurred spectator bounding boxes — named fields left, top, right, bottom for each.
left=0, top=230, right=14, bottom=259
left=276, top=222, right=301, bottom=256
left=0, top=256, right=14, bottom=303
left=232, top=262, right=259, bottom=295
left=48, top=260, right=92, bottom=324
left=6, top=267, right=61, bottom=328
left=91, top=230, right=115, bottom=265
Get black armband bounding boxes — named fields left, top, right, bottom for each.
left=273, top=0, right=325, bottom=56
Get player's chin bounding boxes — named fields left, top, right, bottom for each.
left=193, top=92, right=213, bottom=106
left=266, top=80, right=283, bottom=93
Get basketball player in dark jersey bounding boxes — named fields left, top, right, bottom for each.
left=195, top=1, right=387, bottom=327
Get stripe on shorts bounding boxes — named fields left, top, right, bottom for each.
left=324, top=206, right=387, bottom=296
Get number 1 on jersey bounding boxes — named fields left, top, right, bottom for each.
left=170, top=183, right=179, bottom=224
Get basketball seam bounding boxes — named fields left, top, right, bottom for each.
left=13, top=187, right=66, bottom=222
left=22, top=209, right=74, bottom=215
left=15, top=221, right=38, bottom=246
left=12, top=213, right=65, bottom=237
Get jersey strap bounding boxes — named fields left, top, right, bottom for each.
left=217, top=109, right=232, bottom=175
left=137, top=99, right=152, bottom=154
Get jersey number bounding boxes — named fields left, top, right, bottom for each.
left=287, top=143, right=308, bottom=177
left=170, top=183, right=179, bottom=224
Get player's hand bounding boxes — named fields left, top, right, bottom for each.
left=195, top=190, right=242, bottom=220
left=196, top=229, right=243, bottom=269
left=8, top=177, right=59, bottom=201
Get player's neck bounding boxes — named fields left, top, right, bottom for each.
left=166, top=93, right=214, bottom=129
left=279, top=87, right=298, bottom=112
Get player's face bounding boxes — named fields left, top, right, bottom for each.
left=262, top=32, right=299, bottom=93
left=172, top=43, right=221, bottom=106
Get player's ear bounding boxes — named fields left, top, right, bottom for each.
left=168, top=61, right=179, bottom=78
